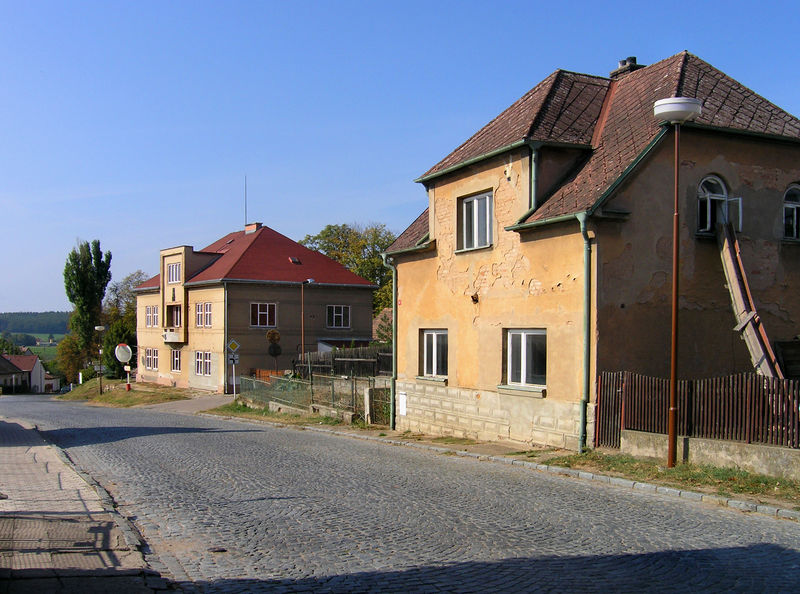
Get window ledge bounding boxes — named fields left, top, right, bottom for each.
left=497, top=384, right=546, bottom=398
left=455, top=244, right=493, bottom=255
left=781, top=237, right=800, bottom=244
left=416, top=375, right=448, bottom=385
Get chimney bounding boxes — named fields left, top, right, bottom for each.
left=610, top=56, right=645, bottom=78
left=245, top=222, right=262, bottom=234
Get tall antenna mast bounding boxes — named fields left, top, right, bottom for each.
left=244, top=175, right=248, bottom=227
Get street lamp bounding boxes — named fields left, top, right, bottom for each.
left=300, top=278, right=315, bottom=371
left=94, top=325, right=105, bottom=396
left=653, top=97, right=702, bottom=468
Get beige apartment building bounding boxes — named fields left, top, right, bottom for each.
left=135, top=222, right=375, bottom=392
left=387, top=52, right=800, bottom=450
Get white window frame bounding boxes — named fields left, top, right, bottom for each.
left=204, top=352, right=212, bottom=376
left=145, top=348, right=159, bottom=371
left=195, top=303, right=204, bottom=327
left=195, top=351, right=204, bottom=375
left=171, top=349, right=181, bottom=372
left=784, top=184, right=800, bottom=240
left=145, top=306, right=152, bottom=328
left=697, top=175, right=741, bottom=234
left=153, top=306, right=158, bottom=327
left=506, top=329, right=546, bottom=387
left=459, top=191, right=493, bottom=250
left=167, top=262, right=181, bottom=284
left=326, top=305, right=351, bottom=328
left=204, top=302, right=212, bottom=327
left=250, top=302, right=277, bottom=327
left=422, top=329, right=448, bottom=377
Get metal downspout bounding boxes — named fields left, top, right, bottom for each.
left=527, top=143, right=538, bottom=210
left=224, top=281, right=229, bottom=396
left=576, top=213, right=591, bottom=453
left=381, top=253, right=398, bottom=430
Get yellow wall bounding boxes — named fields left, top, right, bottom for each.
left=397, top=151, right=589, bottom=405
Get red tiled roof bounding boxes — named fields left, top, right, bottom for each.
left=2, top=354, right=39, bottom=372
left=394, top=51, right=800, bottom=248
left=0, top=356, right=22, bottom=374
left=136, top=225, right=374, bottom=290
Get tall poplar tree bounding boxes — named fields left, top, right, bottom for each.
left=63, top=240, right=112, bottom=356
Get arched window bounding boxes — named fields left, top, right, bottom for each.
left=697, top=175, right=728, bottom=233
left=784, top=184, right=800, bottom=239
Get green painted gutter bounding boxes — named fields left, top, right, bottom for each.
left=415, top=140, right=529, bottom=184
left=381, top=252, right=398, bottom=430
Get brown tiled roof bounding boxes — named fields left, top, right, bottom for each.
left=136, top=225, right=374, bottom=291
left=420, top=71, right=609, bottom=179
left=386, top=208, right=429, bottom=253
left=395, top=51, right=800, bottom=247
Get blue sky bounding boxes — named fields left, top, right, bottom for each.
left=2, top=0, right=799, bottom=312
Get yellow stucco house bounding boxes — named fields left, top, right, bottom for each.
left=135, top=222, right=374, bottom=392
left=386, top=52, right=800, bottom=451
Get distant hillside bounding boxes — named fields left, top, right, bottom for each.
left=0, top=311, right=70, bottom=334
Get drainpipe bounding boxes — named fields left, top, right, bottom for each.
left=381, top=252, right=398, bottom=430
left=527, top=143, right=538, bottom=210
left=576, top=212, right=591, bottom=453
left=224, top=281, right=229, bottom=396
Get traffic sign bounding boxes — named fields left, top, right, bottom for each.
left=227, top=353, right=240, bottom=365
left=227, top=339, right=240, bottom=353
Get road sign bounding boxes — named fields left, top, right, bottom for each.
left=227, top=353, right=240, bottom=365
left=227, top=339, right=240, bottom=353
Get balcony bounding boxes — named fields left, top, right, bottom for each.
left=162, top=329, right=183, bottom=344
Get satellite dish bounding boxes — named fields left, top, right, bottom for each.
left=115, top=343, right=133, bottom=363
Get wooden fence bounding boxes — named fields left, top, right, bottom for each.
left=296, top=345, right=393, bottom=378
left=596, top=371, right=800, bottom=450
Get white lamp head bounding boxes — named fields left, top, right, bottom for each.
left=654, top=97, right=702, bottom=124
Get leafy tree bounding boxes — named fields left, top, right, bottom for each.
left=63, top=240, right=112, bottom=355
left=102, top=319, right=135, bottom=379
left=300, top=223, right=396, bottom=313
left=0, top=336, right=22, bottom=355
left=104, top=270, right=147, bottom=320
left=56, top=334, right=83, bottom=383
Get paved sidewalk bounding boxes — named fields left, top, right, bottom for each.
left=0, top=417, right=169, bottom=593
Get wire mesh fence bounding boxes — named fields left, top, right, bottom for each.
left=239, top=372, right=391, bottom=425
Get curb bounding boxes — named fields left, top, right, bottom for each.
left=203, top=412, right=800, bottom=523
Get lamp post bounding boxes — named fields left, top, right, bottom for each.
left=94, top=325, right=105, bottom=396
left=300, top=278, right=315, bottom=372
left=653, top=97, right=702, bottom=468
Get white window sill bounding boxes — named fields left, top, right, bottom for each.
left=497, top=384, right=546, bottom=398
left=416, top=375, right=448, bottom=386
left=455, top=244, right=493, bottom=254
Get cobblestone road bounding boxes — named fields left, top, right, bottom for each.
left=2, top=396, right=800, bottom=593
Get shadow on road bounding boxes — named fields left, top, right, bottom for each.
left=39, top=425, right=259, bottom=447
left=184, top=543, right=800, bottom=592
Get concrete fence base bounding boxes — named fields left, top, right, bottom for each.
left=621, top=429, right=800, bottom=480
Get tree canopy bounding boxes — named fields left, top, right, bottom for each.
left=300, top=223, right=396, bottom=313
left=63, top=240, right=112, bottom=354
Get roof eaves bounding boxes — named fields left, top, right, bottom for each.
left=384, top=239, right=436, bottom=257
left=506, top=212, right=579, bottom=232
left=415, top=140, right=529, bottom=185
left=186, top=278, right=376, bottom=289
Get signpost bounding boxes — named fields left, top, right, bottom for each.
left=227, top=339, right=240, bottom=400
left=115, top=344, right=133, bottom=391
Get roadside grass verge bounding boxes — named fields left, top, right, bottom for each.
left=207, top=402, right=343, bottom=426
left=57, top=378, right=190, bottom=407
left=514, top=449, right=800, bottom=510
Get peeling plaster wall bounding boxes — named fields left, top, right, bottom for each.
left=396, top=151, right=589, bottom=447
left=597, top=129, right=800, bottom=378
